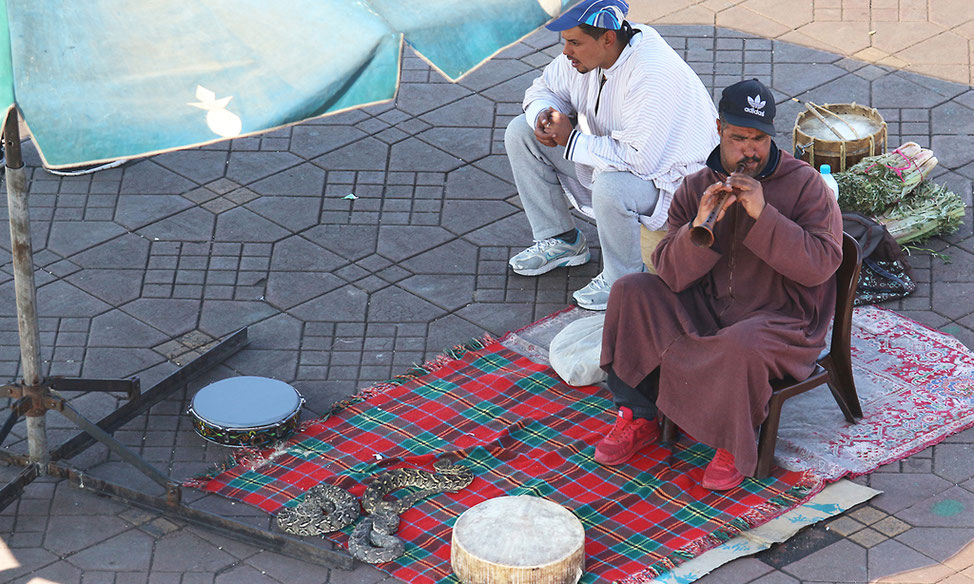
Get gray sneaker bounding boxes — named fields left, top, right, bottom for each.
left=509, top=232, right=590, bottom=276
left=573, top=272, right=611, bottom=311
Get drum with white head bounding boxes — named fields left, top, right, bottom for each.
left=451, top=495, right=585, bottom=584
left=188, top=376, right=304, bottom=447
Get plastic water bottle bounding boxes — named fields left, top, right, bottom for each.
left=820, top=164, right=839, bottom=200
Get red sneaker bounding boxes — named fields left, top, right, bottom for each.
left=702, top=448, right=746, bottom=490
left=594, top=407, right=660, bottom=466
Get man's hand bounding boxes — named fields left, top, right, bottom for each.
left=544, top=110, right=573, bottom=147
left=724, top=173, right=766, bottom=220
left=533, top=108, right=573, bottom=148
left=693, top=182, right=734, bottom=228
left=692, top=173, right=767, bottom=231
left=533, top=108, right=557, bottom=147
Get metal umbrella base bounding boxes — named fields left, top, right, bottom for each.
left=0, top=327, right=251, bottom=508
left=0, top=328, right=354, bottom=570
left=0, top=114, right=354, bottom=570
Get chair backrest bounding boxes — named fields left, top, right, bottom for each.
left=829, top=232, right=863, bottom=360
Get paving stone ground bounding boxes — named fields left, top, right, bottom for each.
left=0, top=24, right=972, bottom=584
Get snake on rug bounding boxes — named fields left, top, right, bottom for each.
left=350, top=459, right=474, bottom=563
left=276, top=483, right=359, bottom=536
left=275, top=459, right=474, bottom=564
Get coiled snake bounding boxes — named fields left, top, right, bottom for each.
left=276, top=460, right=474, bottom=564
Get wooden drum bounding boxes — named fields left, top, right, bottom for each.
left=792, top=102, right=886, bottom=171
left=188, top=376, right=304, bottom=447
left=451, top=495, right=585, bottom=584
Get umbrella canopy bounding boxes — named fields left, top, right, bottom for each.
left=0, top=0, right=573, bottom=464
left=1, top=0, right=569, bottom=169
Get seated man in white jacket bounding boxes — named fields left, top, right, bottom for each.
left=506, top=0, right=718, bottom=310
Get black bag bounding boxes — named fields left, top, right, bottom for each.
left=841, top=211, right=916, bottom=305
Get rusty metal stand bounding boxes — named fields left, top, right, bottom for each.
left=0, top=110, right=354, bottom=570
left=0, top=330, right=248, bottom=507
left=0, top=327, right=354, bottom=569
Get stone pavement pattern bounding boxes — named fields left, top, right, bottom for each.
left=629, top=0, right=974, bottom=87
left=0, top=20, right=973, bottom=584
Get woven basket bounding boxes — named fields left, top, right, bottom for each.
left=792, top=103, right=886, bottom=171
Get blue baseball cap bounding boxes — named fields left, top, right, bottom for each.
left=546, top=0, right=629, bottom=31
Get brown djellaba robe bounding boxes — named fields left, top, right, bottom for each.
left=600, top=144, right=843, bottom=476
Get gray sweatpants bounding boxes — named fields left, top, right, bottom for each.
left=504, top=114, right=659, bottom=284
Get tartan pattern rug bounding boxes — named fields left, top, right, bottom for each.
left=189, top=340, right=823, bottom=584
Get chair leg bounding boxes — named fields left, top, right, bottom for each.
left=832, top=356, right=863, bottom=419
left=755, top=395, right=785, bottom=479
left=823, top=357, right=862, bottom=422
left=825, top=381, right=858, bottom=424
left=660, top=414, right=677, bottom=444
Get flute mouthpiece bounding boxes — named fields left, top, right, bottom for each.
left=725, top=162, right=747, bottom=186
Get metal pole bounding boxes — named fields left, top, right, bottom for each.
left=4, top=109, right=48, bottom=465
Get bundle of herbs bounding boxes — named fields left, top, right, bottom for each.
left=834, top=142, right=964, bottom=244
left=835, top=143, right=937, bottom=214
left=875, top=182, right=966, bottom=245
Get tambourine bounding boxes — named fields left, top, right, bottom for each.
left=188, top=376, right=304, bottom=447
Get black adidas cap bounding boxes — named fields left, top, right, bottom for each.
left=718, top=79, right=776, bottom=136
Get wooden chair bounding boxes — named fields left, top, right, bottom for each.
left=662, top=232, right=864, bottom=479
left=754, top=232, right=864, bottom=477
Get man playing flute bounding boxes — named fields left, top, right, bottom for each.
left=594, top=79, right=843, bottom=490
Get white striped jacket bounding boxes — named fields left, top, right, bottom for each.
left=523, top=25, right=718, bottom=229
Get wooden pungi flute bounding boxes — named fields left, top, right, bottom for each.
left=689, top=162, right=747, bottom=247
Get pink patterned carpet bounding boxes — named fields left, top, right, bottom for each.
left=774, top=305, right=974, bottom=479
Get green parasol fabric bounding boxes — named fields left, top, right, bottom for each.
left=0, top=0, right=569, bottom=169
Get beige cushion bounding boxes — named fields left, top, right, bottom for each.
left=640, top=226, right=666, bottom=274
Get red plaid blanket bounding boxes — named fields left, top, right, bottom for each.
left=190, top=340, right=823, bottom=583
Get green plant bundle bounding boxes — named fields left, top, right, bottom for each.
left=834, top=143, right=936, bottom=215
left=874, top=182, right=966, bottom=245
left=835, top=164, right=906, bottom=214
